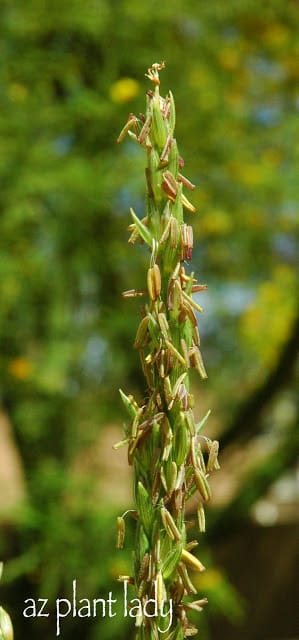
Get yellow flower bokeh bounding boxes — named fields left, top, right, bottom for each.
left=109, top=78, right=140, bottom=104
left=8, top=357, right=33, bottom=380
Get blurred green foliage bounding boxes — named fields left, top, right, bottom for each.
left=0, top=0, right=298, bottom=638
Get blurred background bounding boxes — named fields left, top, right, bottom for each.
left=0, top=1, right=298, bottom=638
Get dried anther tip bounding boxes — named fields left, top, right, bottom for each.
left=145, top=62, right=166, bottom=85
left=117, top=114, right=138, bottom=144
left=177, top=562, right=197, bottom=594
left=117, top=575, right=135, bottom=584
left=184, top=598, right=208, bottom=612
left=122, top=289, right=146, bottom=298
left=181, top=289, right=204, bottom=313
left=206, top=440, right=220, bottom=472
left=137, top=115, right=152, bottom=144
left=177, top=173, right=196, bottom=190
left=160, top=135, right=173, bottom=162
left=161, top=170, right=177, bottom=200
left=191, top=284, right=208, bottom=293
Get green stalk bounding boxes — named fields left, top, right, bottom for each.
left=116, top=63, right=219, bottom=640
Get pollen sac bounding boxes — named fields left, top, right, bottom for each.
left=197, top=503, right=206, bottom=533
left=194, top=468, right=211, bottom=503
left=181, top=548, right=205, bottom=573
left=161, top=170, right=177, bottom=201
left=161, top=507, right=181, bottom=541
left=116, top=516, right=126, bottom=549
left=170, top=216, right=179, bottom=248
left=134, top=315, right=150, bottom=349
left=147, top=264, right=162, bottom=301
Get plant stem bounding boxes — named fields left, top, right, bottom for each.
left=117, top=62, right=219, bottom=640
